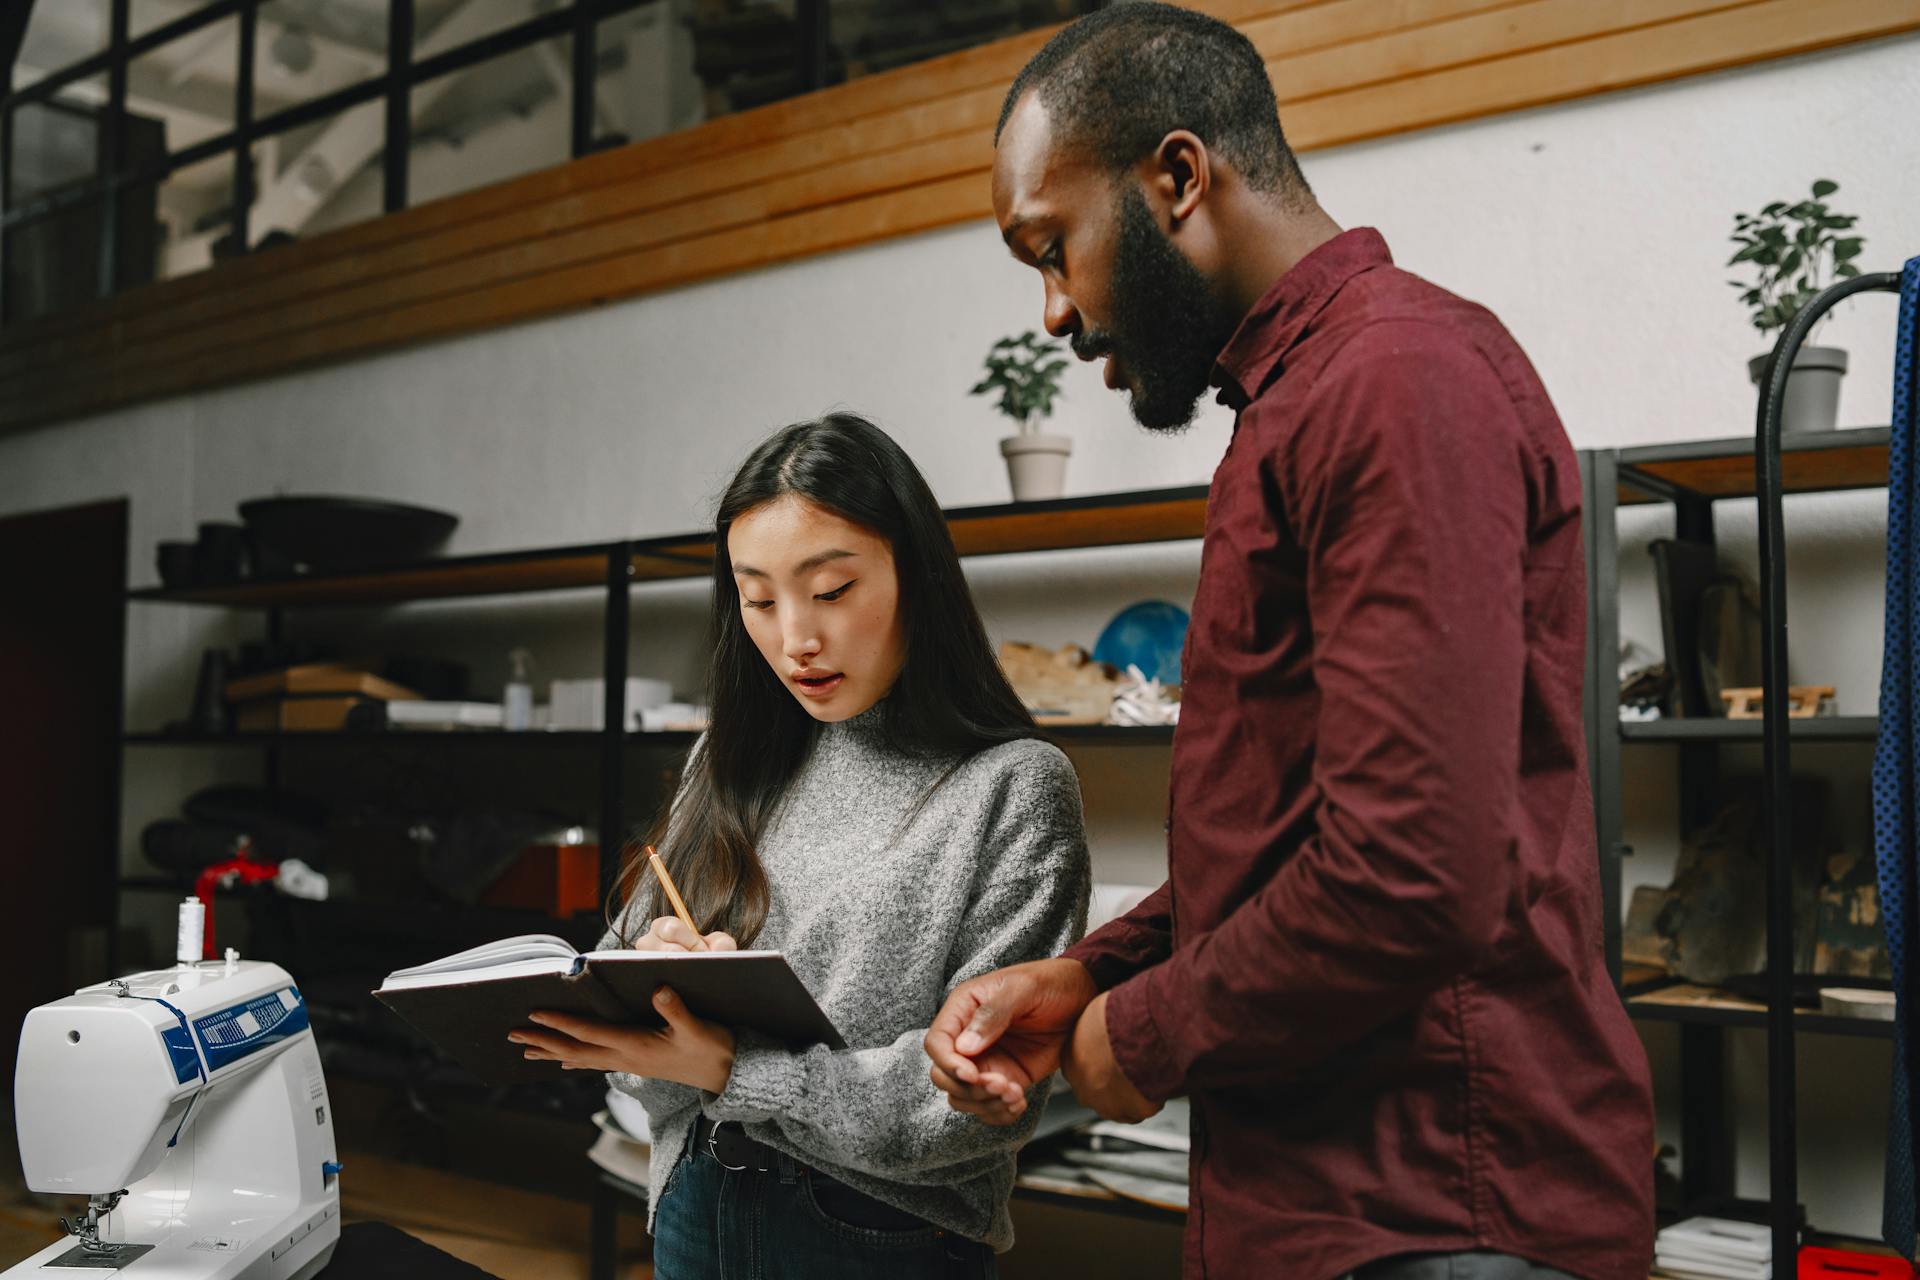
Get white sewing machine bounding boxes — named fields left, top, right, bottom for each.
left=7, top=949, right=340, bottom=1277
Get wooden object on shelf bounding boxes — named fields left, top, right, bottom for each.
left=226, top=662, right=421, bottom=703
left=234, top=695, right=371, bottom=733
left=999, top=642, right=1117, bottom=725
left=1720, top=684, right=1834, bottom=719
left=480, top=841, right=600, bottom=918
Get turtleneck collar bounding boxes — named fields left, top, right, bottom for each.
left=818, top=696, right=890, bottom=741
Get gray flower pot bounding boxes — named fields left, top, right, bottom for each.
left=1000, top=433, right=1072, bottom=502
left=1747, top=344, right=1848, bottom=434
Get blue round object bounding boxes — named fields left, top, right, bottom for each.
left=1093, top=600, right=1190, bottom=685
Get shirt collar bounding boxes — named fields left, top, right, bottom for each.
left=1212, top=227, right=1393, bottom=410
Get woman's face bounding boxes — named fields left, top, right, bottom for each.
left=727, top=494, right=908, bottom=723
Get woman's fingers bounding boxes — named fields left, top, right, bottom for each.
left=651, top=917, right=710, bottom=950
left=526, top=1010, right=619, bottom=1048
left=652, top=985, right=705, bottom=1035
left=703, top=931, right=739, bottom=952
left=635, top=917, right=695, bottom=952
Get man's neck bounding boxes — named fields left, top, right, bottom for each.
left=1217, top=197, right=1345, bottom=320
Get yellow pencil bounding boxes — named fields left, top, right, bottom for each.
left=646, top=845, right=707, bottom=951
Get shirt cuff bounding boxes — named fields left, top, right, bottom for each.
left=703, top=1036, right=802, bottom=1123
left=1063, top=932, right=1141, bottom=992
left=1103, top=968, right=1185, bottom=1103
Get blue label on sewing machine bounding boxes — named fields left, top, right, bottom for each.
left=162, top=1024, right=200, bottom=1085
left=192, top=987, right=309, bottom=1073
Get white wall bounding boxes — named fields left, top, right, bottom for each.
left=5, top=29, right=1919, bottom=1239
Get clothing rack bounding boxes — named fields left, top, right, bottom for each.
left=1751, top=268, right=1902, bottom=1272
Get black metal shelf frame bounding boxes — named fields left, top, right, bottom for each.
left=119, top=486, right=1209, bottom=944
left=1586, top=273, right=1904, bottom=1267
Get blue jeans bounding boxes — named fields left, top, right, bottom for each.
left=651, top=1135, right=998, bottom=1280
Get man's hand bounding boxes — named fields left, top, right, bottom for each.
left=1062, top=991, right=1161, bottom=1123
left=924, top=958, right=1097, bottom=1125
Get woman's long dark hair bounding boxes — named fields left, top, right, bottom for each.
left=609, top=413, right=1039, bottom=947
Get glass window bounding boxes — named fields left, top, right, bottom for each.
left=407, top=35, right=572, bottom=206
left=133, top=1, right=202, bottom=44
left=414, top=0, right=547, bottom=57
left=250, top=98, right=388, bottom=242
left=685, top=1, right=813, bottom=118
left=255, top=0, right=390, bottom=119
left=593, top=3, right=707, bottom=148
left=832, top=0, right=1094, bottom=82
left=127, top=15, right=240, bottom=280
left=13, top=3, right=110, bottom=92
left=8, top=86, right=109, bottom=205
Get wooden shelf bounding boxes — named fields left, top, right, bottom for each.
left=1616, top=426, right=1888, bottom=505
left=1627, top=983, right=1893, bottom=1040
left=127, top=487, right=1210, bottom=609
left=1619, top=716, right=1877, bottom=743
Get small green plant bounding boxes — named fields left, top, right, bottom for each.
left=970, top=331, right=1069, bottom=434
left=1727, top=178, right=1865, bottom=335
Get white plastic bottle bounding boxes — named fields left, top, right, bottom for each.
left=504, top=647, right=534, bottom=731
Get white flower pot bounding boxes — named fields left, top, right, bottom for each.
left=1000, top=433, right=1072, bottom=502
left=1747, top=344, right=1848, bottom=434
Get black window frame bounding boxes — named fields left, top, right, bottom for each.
left=1, top=0, right=700, bottom=318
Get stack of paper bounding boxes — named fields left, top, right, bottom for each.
left=1059, top=1098, right=1192, bottom=1210
left=1655, top=1218, right=1774, bottom=1280
left=586, top=1088, right=653, bottom=1187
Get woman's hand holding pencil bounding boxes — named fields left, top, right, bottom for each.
left=637, top=845, right=739, bottom=952
left=633, top=916, right=739, bottom=953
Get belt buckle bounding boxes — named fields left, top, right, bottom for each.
left=705, top=1119, right=749, bottom=1172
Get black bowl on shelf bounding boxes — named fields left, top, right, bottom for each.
left=155, top=540, right=198, bottom=587
left=238, top=496, right=459, bottom=573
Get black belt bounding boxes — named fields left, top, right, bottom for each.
left=693, top=1112, right=789, bottom=1174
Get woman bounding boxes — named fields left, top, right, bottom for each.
left=508, top=413, right=1090, bottom=1278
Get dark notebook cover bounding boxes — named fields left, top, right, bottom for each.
left=375, top=952, right=845, bottom=1084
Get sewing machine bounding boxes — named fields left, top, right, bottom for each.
left=6, top=953, right=340, bottom=1277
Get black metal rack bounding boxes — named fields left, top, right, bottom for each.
left=1752, top=271, right=1903, bottom=1272
left=1585, top=278, right=1903, bottom=1268
left=121, top=483, right=1207, bottom=931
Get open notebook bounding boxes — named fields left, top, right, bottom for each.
left=375, top=934, right=844, bottom=1084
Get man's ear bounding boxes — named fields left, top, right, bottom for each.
left=1145, top=130, right=1210, bottom=226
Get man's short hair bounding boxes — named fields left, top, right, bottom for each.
left=996, top=2, right=1307, bottom=199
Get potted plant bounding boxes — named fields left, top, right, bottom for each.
left=1727, top=178, right=1866, bottom=433
left=972, top=330, right=1072, bottom=501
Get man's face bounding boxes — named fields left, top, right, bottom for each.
left=992, top=94, right=1239, bottom=433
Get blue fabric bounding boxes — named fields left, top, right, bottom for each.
left=1875, top=255, right=1920, bottom=1257
left=651, top=1137, right=998, bottom=1280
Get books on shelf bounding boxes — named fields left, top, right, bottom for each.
left=373, top=934, right=843, bottom=1084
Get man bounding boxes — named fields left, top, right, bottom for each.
left=923, top=6, right=1655, bottom=1280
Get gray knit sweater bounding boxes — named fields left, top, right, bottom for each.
left=600, top=706, right=1090, bottom=1252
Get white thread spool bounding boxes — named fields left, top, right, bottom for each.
left=176, top=897, right=205, bottom=965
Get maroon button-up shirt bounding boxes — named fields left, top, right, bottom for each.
left=1065, top=229, right=1653, bottom=1280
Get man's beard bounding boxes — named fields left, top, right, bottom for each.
left=1075, top=185, right=1240, bottom=434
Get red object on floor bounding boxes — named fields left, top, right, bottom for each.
left=192, top=837, right=280, bottom=957
left=1800, top=1245, right=1916, bottom=1279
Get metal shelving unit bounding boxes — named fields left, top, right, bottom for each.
left=122, top=483, right=1206, bottom=916
left=1585, top=279, right=1903, bottom=1268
